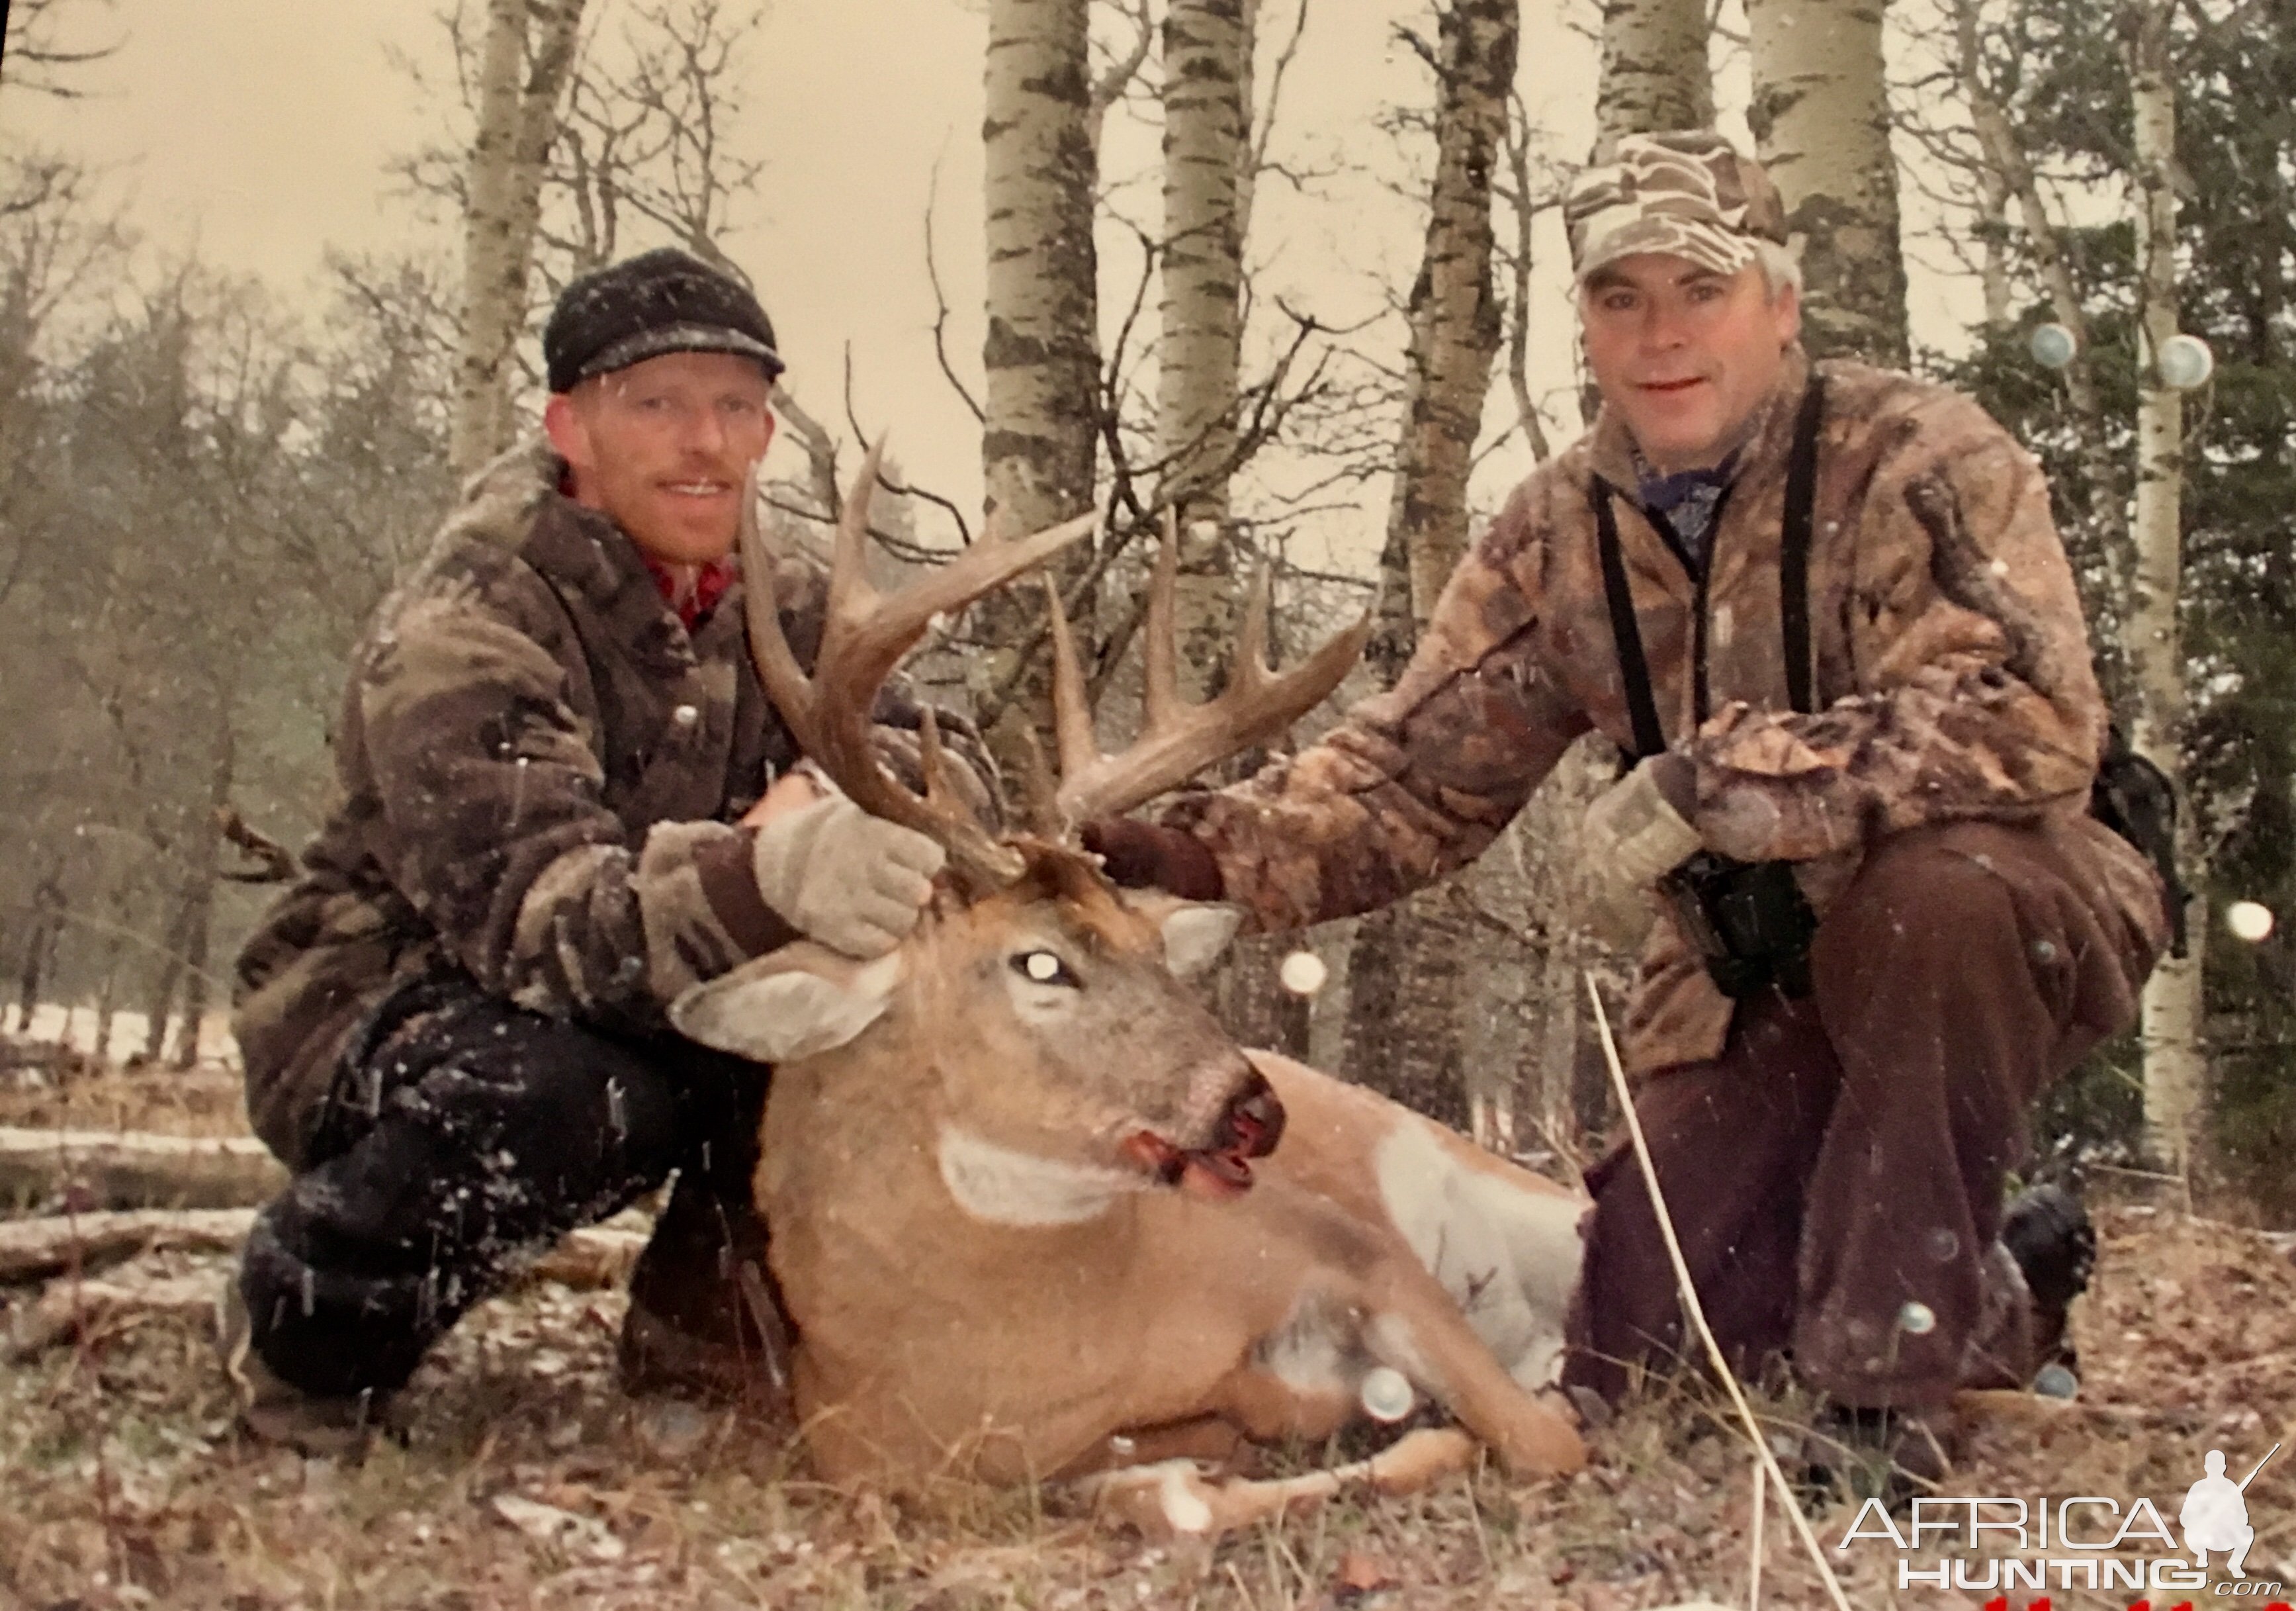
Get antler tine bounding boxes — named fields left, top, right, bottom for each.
left=740, top=466, right=824, bottom=757
left=1043, top=575, right=1100, bottom=784
left=741, top=450, right=1098, bottom=892
left=1015, top=725, right=1065, bottom=840
left=1053, top=555, right=1375, bottom=827
left=1141, top=509, right=1182, bottom=733
left=826, top=436, right=889, bottom=627
left=1233, top=565, right=1274, bottom=693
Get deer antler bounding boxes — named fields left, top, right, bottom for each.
left=1046, top=511, right=1373, bottom=827
left=739, top=439, right=1096, bottom=890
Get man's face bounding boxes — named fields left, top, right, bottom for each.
left=1578, top=253, right=1800, bottom=474
left=543, top=349, right=777, bottom=567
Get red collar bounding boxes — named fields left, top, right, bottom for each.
left=639, top=552, right=735, bottom=629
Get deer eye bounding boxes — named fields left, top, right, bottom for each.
left=1010, top=950, right=1079, bottom=988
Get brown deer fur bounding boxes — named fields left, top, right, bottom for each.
left=672, top=452, right=1588, bottom=1529
left=672, top=845, right=1588, bottom=1509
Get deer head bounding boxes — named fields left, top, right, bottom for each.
left=672, top=445, right=1370, bottom=1206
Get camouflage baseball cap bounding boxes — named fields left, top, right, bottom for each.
left=1564, top=131, right=1790, bottom=283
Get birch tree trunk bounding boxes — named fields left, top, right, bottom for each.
left=1159, top=0, right=1255, bottom=700
left=1387, top=1, right=1515, bottom=632
left=975, top=0, right=1101, bottom=770
left=450, top=0, right=585, bottom=481
left=1160, top=0, right=1303, bottom=1054
left=1343, top=0, right=1518, bottom=1126
left=1746, top=0, right=1907, bottom=366
left=2127, top=0, right=2205, bottom=1177
left=1594, top=0, right=1712, bottom=156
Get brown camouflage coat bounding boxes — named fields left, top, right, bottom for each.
left=235, top=443, right=969, bottom=1168
left=1165, top=351, right=2168, bottom=1072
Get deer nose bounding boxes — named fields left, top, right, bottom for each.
left=1215, top=1070, right=1286, bottom=1159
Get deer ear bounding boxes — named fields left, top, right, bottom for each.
left=672, top=946, right=904, bottom=1063
left=1159, top=903, right=1243, bottom=979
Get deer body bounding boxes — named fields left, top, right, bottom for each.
left=678, top=865, right=1587, bottom=1492
left=673, top=447, right=1585, bottom=1522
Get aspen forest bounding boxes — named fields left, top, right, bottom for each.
left=1, top=0, right=2293, bottom=1606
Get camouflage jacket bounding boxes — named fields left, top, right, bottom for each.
left=235, top=443, right=968, bottom=1168
left=1165, top=351, right=2168, bottom=1072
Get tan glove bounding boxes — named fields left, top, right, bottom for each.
left=751, top=793, right=946, bottom=958
left=1579, top=757, right=1702, bottom=952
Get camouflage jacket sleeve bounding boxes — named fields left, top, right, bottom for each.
left=1164, top=508, right=1591, bottom=933
left=355, top=579, right=789, bottom=1036
left=1687, top=391, right=2105, bottom=864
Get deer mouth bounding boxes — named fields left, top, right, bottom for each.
left=1120, top=1073, right=1285, bottom=1200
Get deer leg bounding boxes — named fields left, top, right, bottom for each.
left=1355, top=1258, right=1586, bottom=1477
left=1079, top=1427, right=1478, bottom=1540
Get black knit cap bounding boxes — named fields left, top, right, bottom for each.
left=543, top=247, right=783, bottom=394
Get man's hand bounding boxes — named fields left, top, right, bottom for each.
left=1080, top=819, right=1225, bottom=901
left=742, top=768, right=822, bottom=829
left=1579, top=756, right=1702, bottom=952
left=750, top=790, right=946, bottom=958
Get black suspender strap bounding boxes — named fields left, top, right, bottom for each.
left=1593, top=371, right=1829, bottom=762
left=1779, top=373, right=1827, bottom=717
left=1593, top=479, right=1666, bottom=764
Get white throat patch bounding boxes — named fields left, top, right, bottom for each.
left=936, top=1127, right=1141, bottom=1226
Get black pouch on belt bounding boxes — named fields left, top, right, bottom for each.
left=1660, top=851, right=1820, bottom=999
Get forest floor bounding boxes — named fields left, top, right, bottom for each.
left=3, top=1050, right=2294, bottom=1610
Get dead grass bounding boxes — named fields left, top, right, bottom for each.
left=4, top=1052, right=2294, bottom=1609
left=0, top=1060, right=247, bottom=1140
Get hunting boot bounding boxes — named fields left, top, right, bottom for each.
left=215, top=1277, right=404, bottom=1459
left=1998, top=1182, right=2096, bottom=1385
left=617, top=1174, right=791, bottom=1409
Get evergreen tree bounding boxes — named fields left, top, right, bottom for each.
left=1941, top=0, right=2296, bottom=1211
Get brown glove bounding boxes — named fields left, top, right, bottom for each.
left=1080, top=819, right=1225, bottom=901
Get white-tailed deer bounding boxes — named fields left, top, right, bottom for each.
left=670, top=451, right=1589, bottom=1534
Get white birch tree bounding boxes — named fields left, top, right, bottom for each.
left=1593, top=0, right=1712, bottom=156
left=449, top=0, right=585, bottom=481
left=1158, top=0, right=1256, bottom=700
left=973, top=0, right=1102, bottom=767
left=1344, top=0, right=1519, bottom=1127
left=1747, top=0, right=1907, bottom=365
left=2126, top=0, right=2205, bottom=1175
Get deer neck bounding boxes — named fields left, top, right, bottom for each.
left=775, top=1017, right=1145, bottom=1243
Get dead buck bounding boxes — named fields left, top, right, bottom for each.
left=671, top=450, right=1588, bottom=1534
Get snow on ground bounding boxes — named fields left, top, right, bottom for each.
left=1, top=1005, right=238, bottom=1068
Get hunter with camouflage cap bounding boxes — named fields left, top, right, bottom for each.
left=220, top=248, right=987, bottom=1451
left=1089, top=132, right=2168, bottom=1479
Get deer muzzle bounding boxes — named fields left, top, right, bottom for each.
left=1122, top=1069, right=1286, bottom=1201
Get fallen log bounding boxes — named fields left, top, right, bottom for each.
left=0, top=1207, right=255, bottom=1283
left=0, top=1125, right=288, bottom=1211
left=0, top=1211, right=651, bottom=1363
left=7, top=1266, right=219, bottom=1360
left=0, top=1209, right=646, bottom=1291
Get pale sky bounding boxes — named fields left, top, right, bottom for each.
left=0, top=0, right=1972, bottom=573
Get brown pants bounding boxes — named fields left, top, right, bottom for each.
left=1564, top=821, right=2160, bottom=1410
